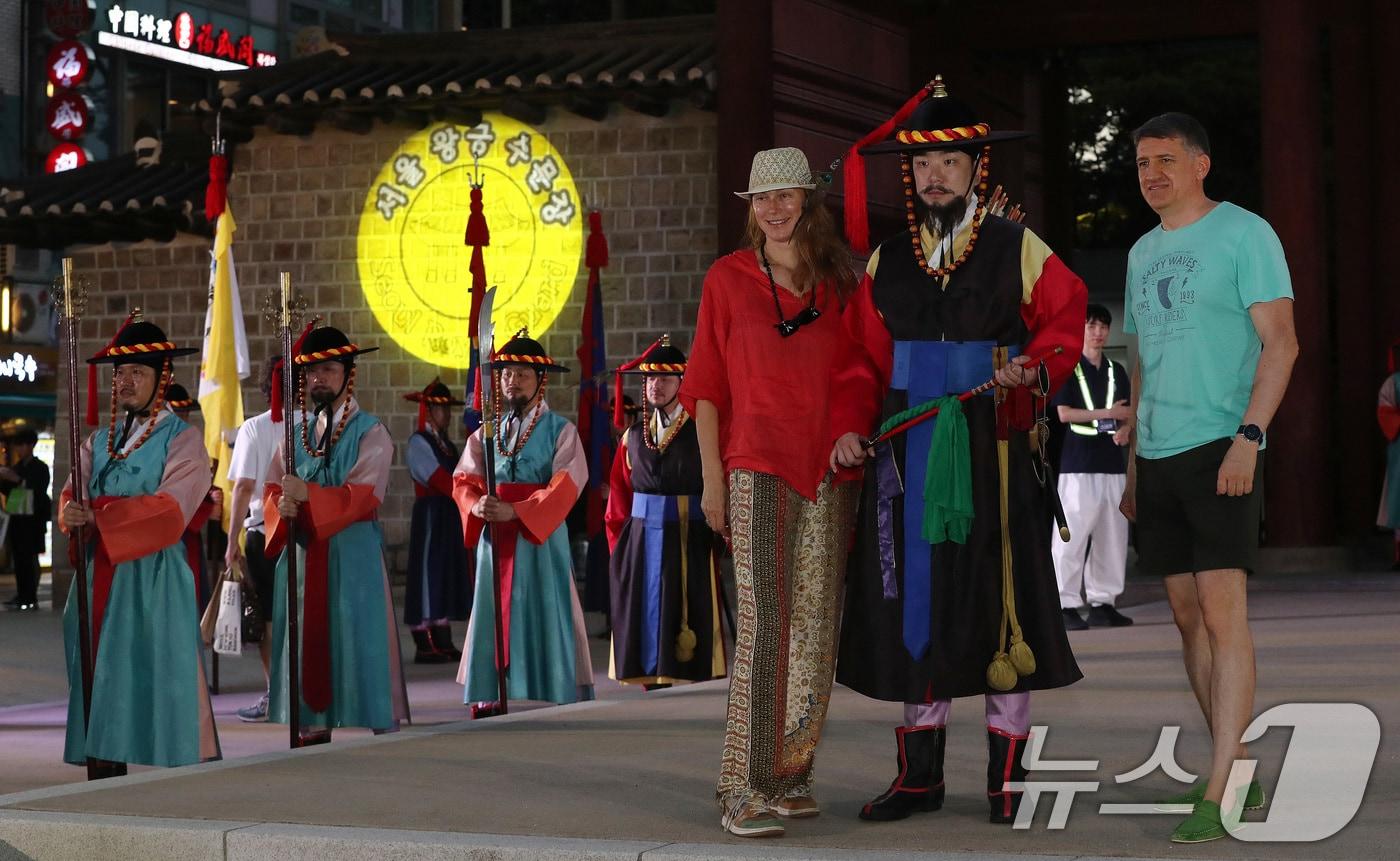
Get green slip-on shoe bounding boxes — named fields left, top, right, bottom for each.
left=1171, top=800, right=1228, bottom=844
left=1157, top=779, right=1265, bottom=812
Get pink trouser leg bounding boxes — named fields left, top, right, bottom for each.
left=904, top=692, right=1031, bottom=734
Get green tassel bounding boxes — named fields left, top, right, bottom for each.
left=921, top=396, right=973, bottom=544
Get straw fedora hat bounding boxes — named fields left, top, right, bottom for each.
left=734, top=147, right=817, bottom=198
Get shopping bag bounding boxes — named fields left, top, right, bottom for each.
left=213, top=578, right=243, bottom=656
left=3, top=486, right=33, bottom=516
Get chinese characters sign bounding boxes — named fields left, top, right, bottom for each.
left=46, top=92, right=91, bottom=141
left=99, top=4, right=276, bottom=71
left=356, top=114, right=583, bottom=368
left=46, top=40, right=92, bottom=88
left=45, top=143, right=89, bottom=174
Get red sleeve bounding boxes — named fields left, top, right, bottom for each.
left=262, top=483, right=288, bottom=558
left=91, top=493, right=187, bottom=565
left=678, top=265, right=732, bottom=418
left=1380, top=404, right=1400, bottom=443
left=513, top=471, right=580, bottom=545
left=185, top=494, right=216, bottom=536
left=301, top=483, right=379, bottom=540
left=427, top=466, right=455, bottom=497
left=1020, top=252, right=1088, bottom=397
left=452, top=472, right=488, bottom=547
left=831, top=274, right=893, bottom=441
left=604, top=432, right=633, bottom=553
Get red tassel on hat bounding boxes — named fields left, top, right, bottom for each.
left=205, top=153, right=228, bottom=222
left=271, top=320, right=317, bottom=423
left=841, top=81, right=936, bottom=255
left=613, top=337, right=660, bottom=430
left=269, top=357, right=285, bottom=423
left=416, top=377, right=439, bottom=432
left=86, top=313, right=136, bottom=426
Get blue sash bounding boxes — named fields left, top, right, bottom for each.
left=631, top=492, right=702, bottom=674
left=880, top=341, right=1017, bottom=660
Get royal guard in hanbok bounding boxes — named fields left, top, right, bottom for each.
left=605, top=335, right=726, bottom=689
left=58, top=319, right=221, bottom=776
left=453, top=330, right=594, bottom=717
left=837, top=77, right=1086, bottom=824
left=403, top=378, right=472, bottom=663
left=263, top=325, right=409, bottom=738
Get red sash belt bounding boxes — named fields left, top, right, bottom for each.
left=301, top=506, right=377, bottom=713
left=88, top=495, right=123, bottom=659
left=490, top=482, right=545, bottom=670
left=414, top=467, right=455, bottom=499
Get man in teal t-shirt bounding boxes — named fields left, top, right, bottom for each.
left=1120, top=113, right=1298, bottom=845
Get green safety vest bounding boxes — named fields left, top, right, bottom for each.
left=1069, top=360, right=1115, bottom=436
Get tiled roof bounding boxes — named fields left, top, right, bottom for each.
left=0, top=148, right=210, bottom=248
left=202, top=15, right=716, bottom=138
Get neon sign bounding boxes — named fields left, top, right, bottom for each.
left=100, top=4, right=276, bottom=70
left=355, top=114, right=583, bottom=369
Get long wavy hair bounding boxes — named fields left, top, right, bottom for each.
left=744, top=190, right=858, bottom=303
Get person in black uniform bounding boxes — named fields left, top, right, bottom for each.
left=605, top=336, right=726, bottom=689
left=403, top=378, right=472, bottom=663
left=836, top=77, right=1087, bottom=825
left=1, top=427, right=51, bottom=611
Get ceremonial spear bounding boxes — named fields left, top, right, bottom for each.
left=58, top=258, right=99, bottom=781
left=475, top=287, right=510, bottom=715
left=268, top=273, right=316, bottom=748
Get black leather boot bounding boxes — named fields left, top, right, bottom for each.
left=859, top=725, right=946, bottom=821
left=411, top=628, right=451, bottom=664
left=430, top=624, right=462, bottom=660
left=987, top=726, right=1029, bottom=824
left=88, top=759, right=128, bottom=780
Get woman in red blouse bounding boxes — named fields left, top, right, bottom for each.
left=680, top=147, right=881, bottom=838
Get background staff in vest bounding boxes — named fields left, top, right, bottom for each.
left=1051, top=303, right=1134, bottom=629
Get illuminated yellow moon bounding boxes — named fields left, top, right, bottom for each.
left=356, top=112, right=583, bottom=368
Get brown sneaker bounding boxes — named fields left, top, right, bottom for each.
left=770, top=795, right=820, bottom=818
left=721, top=799, right=785, bottom=837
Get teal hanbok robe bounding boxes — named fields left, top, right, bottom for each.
left=263, top=403, right=409, bottom=731
left=452, top=403, right=594, bottom=705
left=60, top=415, right=221, bottom=767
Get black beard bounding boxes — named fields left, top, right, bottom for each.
left=922, top=196, right=968, bottom=238
left=310, top=389, right=336, bottom=410
left=508, top=393, right=533, bottom=413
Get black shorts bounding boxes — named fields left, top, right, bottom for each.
left=1135, top=438, right=1265, bottom=577
left=245, top=529, right=276, bottom=619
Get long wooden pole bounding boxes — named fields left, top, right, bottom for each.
left=60, top=258, right=98, bottom=781
left=278, top=273, right=303, bottom=748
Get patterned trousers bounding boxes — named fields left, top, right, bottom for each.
left=716, top=469, right=859, bottom=808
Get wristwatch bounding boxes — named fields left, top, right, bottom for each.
left=1236, top=424, right=1265, bottom=445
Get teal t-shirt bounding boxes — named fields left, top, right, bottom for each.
left=1123, top=202, right=1293, bottom=459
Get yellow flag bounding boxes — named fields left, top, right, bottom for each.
left=199, top=207, right=249, bottom=532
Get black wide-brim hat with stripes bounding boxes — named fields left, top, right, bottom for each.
left=164, top=383, right=200, bottom=411
left=489, top=332, right=570, bottom=373
left=617, top=342, right=687, bottom=376
left=860, top=86, right=1029, bottom=156
left=404, top=379, right=466, bottom=406
left=86, top=320, right=198, bottom=367
left=293, top=325, right=378, bottom=366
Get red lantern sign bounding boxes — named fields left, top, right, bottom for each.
left=44, top=0, right=95, bottom=38
left=174, top=12, right=194, bottom=50
left=45, top=92, right=91, bottom=142
left=45, top=143, right=90, bottom=174
left=45, top=39, right=92, bottom=89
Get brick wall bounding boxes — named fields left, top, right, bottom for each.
left=54, top=105, right=718, bottom=569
